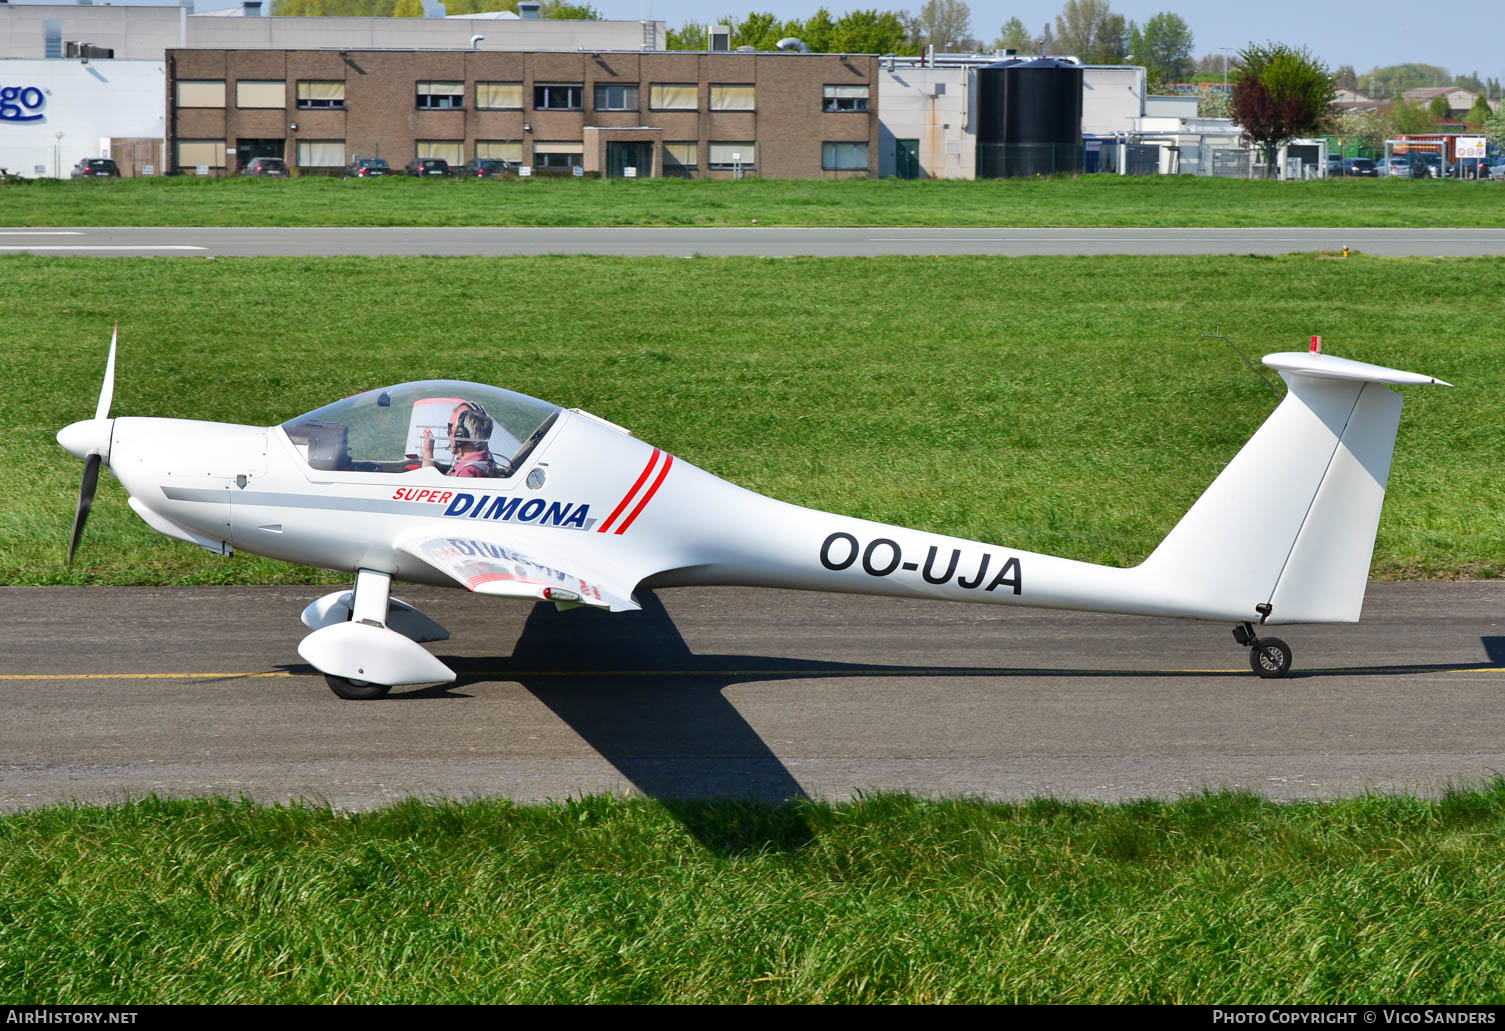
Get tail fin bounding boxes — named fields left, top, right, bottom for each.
left=1140, top=352, right=1449, bottom=624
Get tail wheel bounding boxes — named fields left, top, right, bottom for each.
left=1250, top=637, right=1292, bottom=679
left=325, top=674, right=391, bottom=701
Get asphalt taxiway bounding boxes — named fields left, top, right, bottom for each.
left=1, top=226, right=1503, bottom=257
left=3, top=582, right=1503, bottom=810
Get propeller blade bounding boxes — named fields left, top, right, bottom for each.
left=94, top=324, right=117, bottom=422
left=67, top=452, right=101, bottom=565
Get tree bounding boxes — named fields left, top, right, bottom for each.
left=392, top=0, right=422, bottom=16
left=1053, top=0, right=1127, bottom=64
left=1196, top=83, right=1231, bottom=119
left=1360, top=63, right=1449, bottom=99
left=667, top=20, right=707, bottom=49
left=1388, top=99, right=1438, bottom=134
left=993, top=16, right=1033, bottom=53
left=1334, top=64, right=1357, bottom=91
left=540, top=1, right=600, bottom=16
left=1464, top=96, right=1492, bottom=126
left=800, top=8, right=836, bottom=52
left=1428, top=94, right=1452, bottom=120
left=829, top=9, right=915, bottom=54
left=1333, top=108, right=1393, bottom=153
left=1486, top=106, right=1505, bottom=150
left=1131, top=11, right=1192, bottom=85
left=1231, top=42, right=1336, bottom=176
left=904, top=0, right=980, bottom=52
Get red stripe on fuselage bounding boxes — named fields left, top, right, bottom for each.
left=598, top=448, right=660, bottom=533
left=614, top=454, right=673, bottom=535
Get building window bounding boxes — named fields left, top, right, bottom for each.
left=533, top=141, right=584, bottom=168
left=593, top=83, right=639, bottom=111
left=649, top=83, right=697, bottom=110
left=534, top=84, right=583, bottom=110
left=708, top=142, right=755, bottom=169
left=176, top=80, right=225, bottom=108
left=663, top=142, right=697, bottom=176
left=709, top=84, right=755, bottom=111
left=476, top=140, right=524, bottom=163
left=417, top=140, right=464, bottom=164
left=823, top=84, right=869, bottom=112
left=476, top=82, right=523, bottom=109
left=176, top=139, right=227, bottom=168
left=297, top=81, right=345, bottom=109
left=235, top=80, right=285, bottom=109
left=822, top=141, right=868, bottom=170
left=417, top=82, right=464, bottom=110
left=296, top=139, right=346, bottom=167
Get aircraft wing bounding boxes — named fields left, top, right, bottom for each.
left=395, top=527, right=641, bottom=612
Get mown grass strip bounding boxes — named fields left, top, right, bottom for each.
left=4, top=174, right=1503, bottom=227
left=2, top=252, right=1500, bottom=586
left=4, top=789, right=1505, bottom=1003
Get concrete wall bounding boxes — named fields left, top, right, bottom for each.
left=0, top=5, right=663, bottom=60
left=0, top=58, right=165, bottom=177
left=876, top=66, right=970, bottom=179
left=0, top=5, right=185, bottom=61
left=1080, top=64, right=1143, bottom=135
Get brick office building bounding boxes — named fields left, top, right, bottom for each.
left=166, top=48, right=879, bottom=178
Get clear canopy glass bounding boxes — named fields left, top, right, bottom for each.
left=280, top=380, right=560, bottom=478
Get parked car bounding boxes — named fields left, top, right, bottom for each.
left=240, top=157, right=289, bottom=178
left=459, top=158, right=510, bottom=178
left=1408, top=154, right=1442, bottom=178
left=343, top=157, right=392, bottom=178
left=404, top=157, right=453, bottom=177
left=1325, top=155, right=1344, bottom=176
left=1342, top=158, right=1377, bottom=178
left=70, top=158, right=119, bottom=179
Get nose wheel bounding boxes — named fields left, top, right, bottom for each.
left=325, top=675, right=391, bottom=701
left=1233, top=623, right=1292, bottom=678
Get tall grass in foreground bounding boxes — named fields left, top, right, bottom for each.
left=4, top=789, right=1505, bottom=1003
left=3, top=173, right=1502, bottom=227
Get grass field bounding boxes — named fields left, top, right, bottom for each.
left=5, top=788, right=1505, bottom=1003
left=3, top=173, right=1503, bottom=227
left=4, top=252, right=1500, bottom=586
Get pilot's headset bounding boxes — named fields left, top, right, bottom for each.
left=448, top=401, right=494, bottom=452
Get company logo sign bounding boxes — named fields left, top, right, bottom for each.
left=0, top=86, right=45, bottom=122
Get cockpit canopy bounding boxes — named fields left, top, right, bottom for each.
left=280, top=381, right=560, bottom=478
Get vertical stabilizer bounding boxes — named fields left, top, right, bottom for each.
left=1139, top=352, right=1448, bottom=624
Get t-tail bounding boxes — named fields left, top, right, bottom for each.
left=1138, top=347, right=1450, bottom=625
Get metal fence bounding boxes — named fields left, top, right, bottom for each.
left=975, top=142, right=1084, bottom=178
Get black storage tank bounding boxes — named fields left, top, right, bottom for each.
left=976, top=57, right=1084, bottom=178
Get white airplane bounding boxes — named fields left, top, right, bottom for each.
left=58, top=330, right=1448, bottom=699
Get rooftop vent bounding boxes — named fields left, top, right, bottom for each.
left=518, top=1, right=540, bottom=17
left=709, top=25, right=730, bottom=51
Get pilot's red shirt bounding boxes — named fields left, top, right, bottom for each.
left=450, top=452, right=496, bottom=477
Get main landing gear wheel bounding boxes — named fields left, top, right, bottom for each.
left=324, top=674, right=391, bottom=701
left=1249, top=637, right=1292, bottom=679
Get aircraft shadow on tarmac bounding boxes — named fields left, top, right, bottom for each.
left=275, top=611, right=1505, bottom=853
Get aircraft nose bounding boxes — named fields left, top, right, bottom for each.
left=57, top=418, right=113, bottom=463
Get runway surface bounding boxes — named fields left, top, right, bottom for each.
left=1, top=226, right=1503, bottom=257
left=3, top=582, right=1504, bottom=810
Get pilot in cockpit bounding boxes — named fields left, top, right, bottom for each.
left=421, top=400, right=501, bottom=478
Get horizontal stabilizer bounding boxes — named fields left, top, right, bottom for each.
left=1263, top=351, right=1452, bottom=387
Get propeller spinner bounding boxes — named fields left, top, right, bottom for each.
left=57, top=325, right=118, bottom=564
